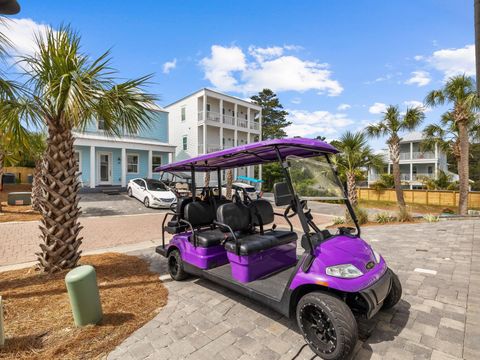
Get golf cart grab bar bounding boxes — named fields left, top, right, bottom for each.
left=212, top=220, right=239, bottom=254
left=273, top=212, right=293, bottom=232
left=178, top=219, right=198, bottom=246
left=161, top=211, right=177, bottom=249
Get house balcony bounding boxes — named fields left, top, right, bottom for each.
left=198, top=111, right=260, bottom=132
left=398, top=151, right=436, bottom=161
left=198, top=144, right=224, bottom=154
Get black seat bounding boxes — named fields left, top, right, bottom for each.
left=217, top=201, right=297, bottom=255
left=250, top=199, right=297, bottom=242
left=195, top=228, right=227, bottom=247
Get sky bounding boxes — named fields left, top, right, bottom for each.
left=2, top=0, right=475, bottom=149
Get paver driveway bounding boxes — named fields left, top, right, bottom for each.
left=109, top=219, right=479, bottom=360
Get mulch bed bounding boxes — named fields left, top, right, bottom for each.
left=0, top=185, right=41, bottom=223
left=0, top=253, right=168, bottom=359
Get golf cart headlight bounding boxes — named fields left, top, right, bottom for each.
left=326, top=264, right=363, bottom=278
left=372, top=250, right=381, bottom=263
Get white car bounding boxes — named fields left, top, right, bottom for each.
left=221, top=182, right=261, bottom=199
left=127, top=178, right=177, bottom=208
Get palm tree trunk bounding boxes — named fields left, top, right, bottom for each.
left=0, top=150, right=3, bottom=211
left=37, top=119, right=83, bottom=272
left=204, top=171, right=210, bottom=187
left=457, top=120, right=470, bottom=215
left=226, top=169, right=233, bottom=200
left=389, top=138, right=406, bottom=211
left=346, top=171, right=358, bottom=207
left=31, top=158, right=43, bottom=212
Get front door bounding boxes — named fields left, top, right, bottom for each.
left=98, top=152, right=112, bottom=185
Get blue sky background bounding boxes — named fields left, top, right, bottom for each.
left=4, top=0, right=475, bottom=149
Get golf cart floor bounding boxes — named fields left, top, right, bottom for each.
left=206, top=263, right=296, bottom=301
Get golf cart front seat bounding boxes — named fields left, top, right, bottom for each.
left=249, top=199, right=297, bottom=243
left=218, top=202, right=297, bottom=255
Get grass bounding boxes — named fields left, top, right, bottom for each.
left=0, top=184, right=41, bottom=223
left=0, top=253, right=168, bottom=359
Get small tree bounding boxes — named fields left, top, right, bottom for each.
left=425, top=75, right=480, bottom=215
left=250, top=89, right=291, bottom=139
left=1, top=26, right=156, bottom=272
left=366, top=105, right=425, bottom=212
left=331, top=131, right=384, bottom=207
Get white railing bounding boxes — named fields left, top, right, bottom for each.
left=223, top=115, right=235, bottom=126
left=198, top=144, right=223, bottom=154
left=250, top=121, right=260, bottom=131
left=399, top=152, right=411, bottom=160
left=198, top=111, right=221, bottom=122
left=237, top=118, right=248, bottom=129
left=413, top=173, right=435, bottom=181
left=412, top=151, right=435, bottom=160
left=400, top=174, right=411, bottom=181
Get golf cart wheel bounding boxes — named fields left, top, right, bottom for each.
left=144, top=197, right=150, bottom=208
left=297, top=292, right=358, bottom=360
left=127, top=187, right=133, bottom=197
left=168, top=250, right=188, bottom=281
left=382, top=269, right=402, bottom=310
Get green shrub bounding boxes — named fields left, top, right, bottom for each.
left=346, top=207, right=369, bottom=225
left=332, top=217, right=345, bottom=225
left=374, top=212, right=396, bottom=224
left=423, top=214, right=440, bottom=223
left=397, top=207, right=413, bottom=222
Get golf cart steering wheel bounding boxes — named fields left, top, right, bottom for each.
left=169, top=202, right=177, bottom=212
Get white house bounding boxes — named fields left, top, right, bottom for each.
left=165, top=88, right=262, bottom=185
left=73, top=104, right=176, bottom=190
left=367, top=131, right=458, bottom=189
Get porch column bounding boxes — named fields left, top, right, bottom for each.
left=410, top=142, right=413, bottom=160
left=410, top=163, right=413, bottom=183
left=89, top=146, right=95, bottom=188
left=234, top=103, right=238, bottom=127
left=168, top=152, right=173, bottom=163
left=220, top=126, right=224, bottom=150
left=387, top=163, right=391, bottom=174
left=258, top=111, right=263, bottom=140
left=247, top=107, right=251, bottom=131
left=148, top=150, right=153, bottom=178
left=203, top=94, right=207, bottom=154
left=219, top=99, right=224, bottom=124
left=121, top=148, right=126, bottom=187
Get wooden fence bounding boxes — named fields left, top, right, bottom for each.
left=3, top=167, right=35, bottom=184
left=357, top=188, right=480, bottom=209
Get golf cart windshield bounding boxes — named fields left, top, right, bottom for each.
left=287, top=156, right=346, bottom=201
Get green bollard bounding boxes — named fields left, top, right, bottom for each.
left=65, top=265, right=103, bottom=327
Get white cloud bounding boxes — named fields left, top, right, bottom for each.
left=285, top=109, right=354, bottom=138
left=291, top=97, right=301, bottom=104
left=337, top=103, right=351, bottom=111
left=414, top=55, right=424, bottom=61
left=162, top=58, right=177, bottom=74
left=405, top=70, right=431, bottom=87
left=429, top=44, right=475, bottom=78
left=403, top=100, right=431, bottom=112
left=0, top=18, right=52, bottom=59
left=368, top=102, right=388, bottom=114
left=200, top=45, right=343, bottom=96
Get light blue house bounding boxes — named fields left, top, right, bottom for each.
left=73, top=104, right=176, bottom=190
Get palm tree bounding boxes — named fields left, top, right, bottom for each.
left=331, top=131, right=384, bottom=207
left=366, top=105, right=425, bottom=211
left=225, top=169, right=233, bottom=200
left=1, top=26, right=156, bottom=272
left=425, top=75, right=480, bottom=215
left=26, top=132, right=47, bottom=211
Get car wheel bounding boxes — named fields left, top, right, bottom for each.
left=382, top=269, right=402, bottom=310
left=168, top=250, right=188, bottom=281
left=127, top=187, right=133, bottom=197
left=144, top=197, right=150, bottom=208
left=297, top=291, right=358, bottom=360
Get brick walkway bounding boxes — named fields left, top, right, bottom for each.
left=109, top=220, right=479, bottom=360
left=0, top=213, right=168, bottom=266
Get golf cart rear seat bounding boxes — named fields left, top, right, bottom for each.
left=218, top=201, right=298, bottom=255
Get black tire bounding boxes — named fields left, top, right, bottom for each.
left=144, top=197, right=150, bottom=208
left=382, top=269, right=402, bottom=310
left=168, top=250, right=188, bottom=281
left=127, top=187, right=133, bottom=197
left=297, top=292, right=358, bottom=360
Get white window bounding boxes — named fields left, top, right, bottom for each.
left=181, top=106, right=186, bottom=121
left=97, top=118, right=106, bottom=130
left=152, top=155, right=162, bottom=172
left=182, top=136, right=187, bottom=151
left=127, top=154, right=139, bottom=173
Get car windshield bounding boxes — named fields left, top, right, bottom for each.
left=287, top=155, right=346, bottom=200
left=146, top=180, right=167, bottom=191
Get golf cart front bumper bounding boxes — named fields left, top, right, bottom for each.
left=155, top=245, right=168, bottom=257
left=358, top=269, right=392, bottom=319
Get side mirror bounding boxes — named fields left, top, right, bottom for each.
left=273, top=182, right=293, bottom=206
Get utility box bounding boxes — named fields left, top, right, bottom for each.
left=7, top=192, right=32, bottom=206
left=65, top=265, right=103, bottom=327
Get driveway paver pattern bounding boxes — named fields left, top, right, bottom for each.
left=108, top=220, right=479, bottom=360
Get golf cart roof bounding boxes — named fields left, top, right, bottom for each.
left=156, top=138, right=338, bottom=172
left=161, top=171, right=191, bottom=179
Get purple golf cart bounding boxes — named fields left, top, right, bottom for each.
left=155, top=138, right=402, bottom=359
